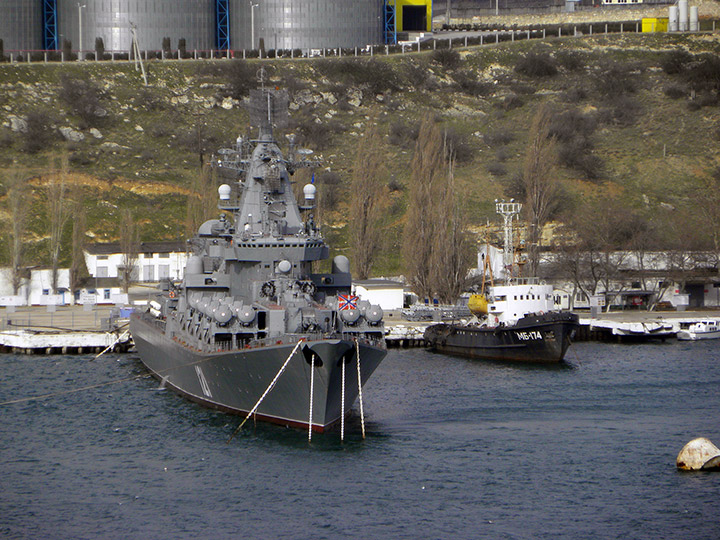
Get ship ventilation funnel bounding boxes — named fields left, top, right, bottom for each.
left=332, top=255, right=350, bottom=274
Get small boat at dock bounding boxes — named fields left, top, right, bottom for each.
left=677, top=319, right=720, bottom=341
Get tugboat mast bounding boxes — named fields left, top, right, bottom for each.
left=496, top=200, right=522, bottom=282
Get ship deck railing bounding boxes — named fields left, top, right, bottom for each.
left=180, top=330, right=385, bottom=354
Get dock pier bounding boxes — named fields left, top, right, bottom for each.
left=2, top=306, right=718, bottom=354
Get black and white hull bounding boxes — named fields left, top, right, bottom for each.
left=424, top=312, right=579, bottom=363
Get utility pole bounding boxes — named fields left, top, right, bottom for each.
left=250, top=2, right=259, bottom=50
left=78, top=3, right=86, bottom=60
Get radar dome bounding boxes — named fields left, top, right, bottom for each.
left=277, top=260, right=292, bottom=274
left=218, top=184, right=231, bottom=200
left=303, top=183, right=316, bottom=200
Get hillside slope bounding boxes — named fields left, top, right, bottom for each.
left=1, top=32, right=719, bottom=275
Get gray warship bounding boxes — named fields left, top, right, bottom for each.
left=130, top=79, right=387, bottom=432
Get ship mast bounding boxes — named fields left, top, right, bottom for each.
left=496, top=200, right=522, bottom=283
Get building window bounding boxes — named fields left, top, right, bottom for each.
left=97, top=266, right=108, bottom=278
left=144, top=252, right=154, bottom=259
left=98, top=255, right=109, bottom=260
left=159, top=252, right=170, bottom=259
left=42, top=289, right=49, bottom=295
left=104, top=289, right=111, bottom=300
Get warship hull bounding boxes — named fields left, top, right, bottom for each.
left=424, top=312, right=579, bottom=364
left=131, top=314, right=386, bottom=431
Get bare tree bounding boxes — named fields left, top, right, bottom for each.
left=4, top=169, right=31, bottom=295
left=402, top=115, right=445, bottom=300
left=119, top=209, right=139, bottom=293
left=523, top=103, right=559, bottom=276
left=185, top=163, right=218, bottom=237
left=70, top=183, right=87, bottom=297
left=430, top=147, right=470, bottom=303
left=46, top=156, right=72, bottom=294
left=350, top=117, right=387, bottom=279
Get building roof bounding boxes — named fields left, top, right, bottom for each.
left=354, top=279, right=405, bottom=289
left=85, top=241, right=187, bottom=255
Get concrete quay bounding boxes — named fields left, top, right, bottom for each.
left=2, top=306, right=718, bottom=354
left=0, top=305, right=131, bottom=355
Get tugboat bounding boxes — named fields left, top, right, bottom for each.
left=424, top=201, right=579, bottom=363
left=130, top=75, right=387, bottom=432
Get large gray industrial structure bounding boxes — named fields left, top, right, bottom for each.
left=0, top=0, right=385, bottom=53
left=1, top=0, right=43, bottom=51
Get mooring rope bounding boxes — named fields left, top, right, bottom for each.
left=355, top=338, right=365, bottom=439
left=92, top=329, right=130, bottom=361
left=227, top=338, right=305, bottom=443
left=341, top=353, right=346, bottom=442
left=308, top=353, right=315, bottom=443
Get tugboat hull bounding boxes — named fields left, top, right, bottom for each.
left=424, top=312, right=579, bottom=363
left=131, top=314, right=386, bottom=431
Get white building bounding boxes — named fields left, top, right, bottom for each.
left=0, top=267, right=127, bottom=306
left=353, top=279, right=405, bottom=311
left=84, top=241, right=188, bottom=283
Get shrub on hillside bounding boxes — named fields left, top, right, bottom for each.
left=483, top=130, right=514, bottom=147
left=499, top=93, right=524, bottom=111
left=560, top=85, right=588, bottom=103
left=664, top=83, right=687, bottom=100
left=660, top=50, right=693, bottom=75
left=290, top=113, right=344, bottom=150
left=453, top=70, right=493, bottom=97
left=594, top=61, right=639, bottom=98
left=389, top=120, right=420, bottom=148
left=21, top=111, right=56, bottom=153
left=58, top=74, right=107, bottom=128
left=315, top=58, right=400, bottom=95
left=555, top=50, right=586, bottom=72
left=515, top=52, right=557, bottom=78
left=431, top=49, right=461, bottom=70
left=598, top=95, right=642, bottom=126
left=487, top=161, right=507, bottom=177
left=682, top=54, right=720, bottom=93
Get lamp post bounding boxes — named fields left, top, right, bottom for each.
left=250, top=2, right=259, bottom=50
left=78, top=3, right=86, bottom=60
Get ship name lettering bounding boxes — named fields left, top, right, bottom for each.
left=515, top=330, right=542, bottom=341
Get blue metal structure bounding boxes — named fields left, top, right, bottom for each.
left=384, top=0, right=397, bottom=44
left=216, top=0, right=230, bottom=50
left=42, top=0, right=58, bottom=50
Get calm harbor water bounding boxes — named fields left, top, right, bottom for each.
left=1, top=341, right=718, bottom=539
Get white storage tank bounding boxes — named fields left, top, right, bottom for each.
left=689, top=6, right=699, bottom=31
left=669, top=5, right=679, bottom=32
left=0, top=0, right=43, bottom=52
left=57, top=0, right=215, bottom=54
left=678, top=0, right=689, bottom=31
left=229, top=0, right=384, bottom=51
